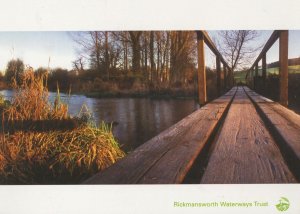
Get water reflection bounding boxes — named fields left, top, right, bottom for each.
left=0, top=90, right=199, bottom=152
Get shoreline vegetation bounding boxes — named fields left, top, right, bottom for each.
left=0, top=69, right=125, bottom=184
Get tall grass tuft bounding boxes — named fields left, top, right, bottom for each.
left=4, top=68, right=68, bottom=121
left=0, top=68, right=125, bottom=184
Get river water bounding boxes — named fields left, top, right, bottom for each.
left=0, top=90, right=199, bottom=152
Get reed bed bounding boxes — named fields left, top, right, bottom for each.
left=0, top=68, right=125, bottom=184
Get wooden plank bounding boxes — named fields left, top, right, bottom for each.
left=279, top=30, right=289, bottom=106
left=139, top=89, right=237, bottom=184
left=197, top=31, right=207, bottom=105
left=201, top=87, right=296, bottom=183
left=84, top=87, right=237, bottom=184
left=244, top=87, right=300, bottom=171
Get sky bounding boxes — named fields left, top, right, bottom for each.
left=0, top=32, right=77, bottom=71
left=206, top=30, right=300, bottom=69
left=0, top=31, right=300, bottom=73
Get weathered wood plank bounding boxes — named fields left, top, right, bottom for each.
left=201, top=87, right=296, bottom=183
left=139, top=98, right=232, bottom=183
left=244, top=87, right=300, bottom=171
left=84, top=87, right=237, bottom=184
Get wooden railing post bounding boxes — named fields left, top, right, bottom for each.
left=255, top=63, right=259, bottom=77
left=251, top=69, right=254, bottom=89
left=262, top=53, right=267, bottom=81
left=224, top=65, right=227, bottom=90
left=216, top=56, right=221, bottom=95
left=197, top=31, right=207, bottom=105
left=254, top=64, right=258, bottom=89
left=279, top=30, right=289, bottom=106
left=229, top=66, right=233, bottom=87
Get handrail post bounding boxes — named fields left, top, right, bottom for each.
left=231, top=67, right=234, bottom=87
left=254, top=63, right=258, bottom=89
left=197, top=31, right=207, bottom=105
left=224, top=65, right=227, bottom=90
left=255, top=63, right=259, bottom=77
left=251, top=69, right=254, bottom=89
left=262, top=53, right=267, bottom=81
left=279, top=30, right=288, bottom=106
left=216, top=56, right=221, bottom=95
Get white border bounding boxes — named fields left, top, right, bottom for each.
left=1, top=185, right=300, bottom=214
left=0, top=0, right=300, bottom=30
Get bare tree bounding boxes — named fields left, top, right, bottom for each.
left=70, top=31, right=102, bottom=72
left=72, top=57, right=85, bottom=73
left=69, top=31, right=198, bottom=88
left=216, top=30, right=262, bottom=72
left=170, top=31, right=196, bottom=84
left=129, top=31, right=142, bottom=75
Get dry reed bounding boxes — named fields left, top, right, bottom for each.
left=0, top=68, right=125, bottom=184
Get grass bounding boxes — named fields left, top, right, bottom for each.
left=234, top=65, right=300, bottom=84
left=0, top=68, right=125, bottom=184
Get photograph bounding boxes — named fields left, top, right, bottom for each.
left=0, top=30, right=299, bottom=185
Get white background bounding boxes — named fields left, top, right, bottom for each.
left=0, top=185, right=299, bottom=213
left=0, top=0, right=300, bottom=30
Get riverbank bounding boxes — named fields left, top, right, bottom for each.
left=0, top=85, right=197, bottom=100
left=0, top=70, right=125, bottom=184
left=85, top=90, right=196, bottom=99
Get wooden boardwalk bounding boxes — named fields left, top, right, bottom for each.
left=84, top=86, right=300, bottom=184
left=201, top=87, right=296, bottom=183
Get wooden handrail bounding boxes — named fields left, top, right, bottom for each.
left=196, top=30, right=232, bottom=105
left=246, top=30, right=289, bottom=106
left=201, top=31, right=230, bottom=69
left=249, top=31, right=280, bottom=71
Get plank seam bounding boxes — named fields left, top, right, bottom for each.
left=243, top=86, right=300, bottom=182
left=182, top=87, right=238, bottom=183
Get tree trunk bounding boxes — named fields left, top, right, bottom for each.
left=150, top=31, right=155, bottom=83
left=105, top=31, right=110, bottom=80
left=144, top=33, right=148, bottom=77
left=157, top=34, right=160, bottom=84
left=94, top=32, right=101, bottom=74
left=129, top=31, right=142, bottom=75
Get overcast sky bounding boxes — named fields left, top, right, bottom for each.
left=0, top=31, right=299, bottom=73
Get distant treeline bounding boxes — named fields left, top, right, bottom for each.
left=0, top=32, right=201, bottom=93
left=267, top=57, right=300, bottom=68
left=0, top=31, right=222, bottom=99
left=70, top=31, right=198, bottom=88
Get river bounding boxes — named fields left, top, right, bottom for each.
left=0, top=90, right=199, bottom=152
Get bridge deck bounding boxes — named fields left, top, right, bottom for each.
left=84, top=86, right=300, bottom=184
left=201, top=87, right=296, bottom=183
